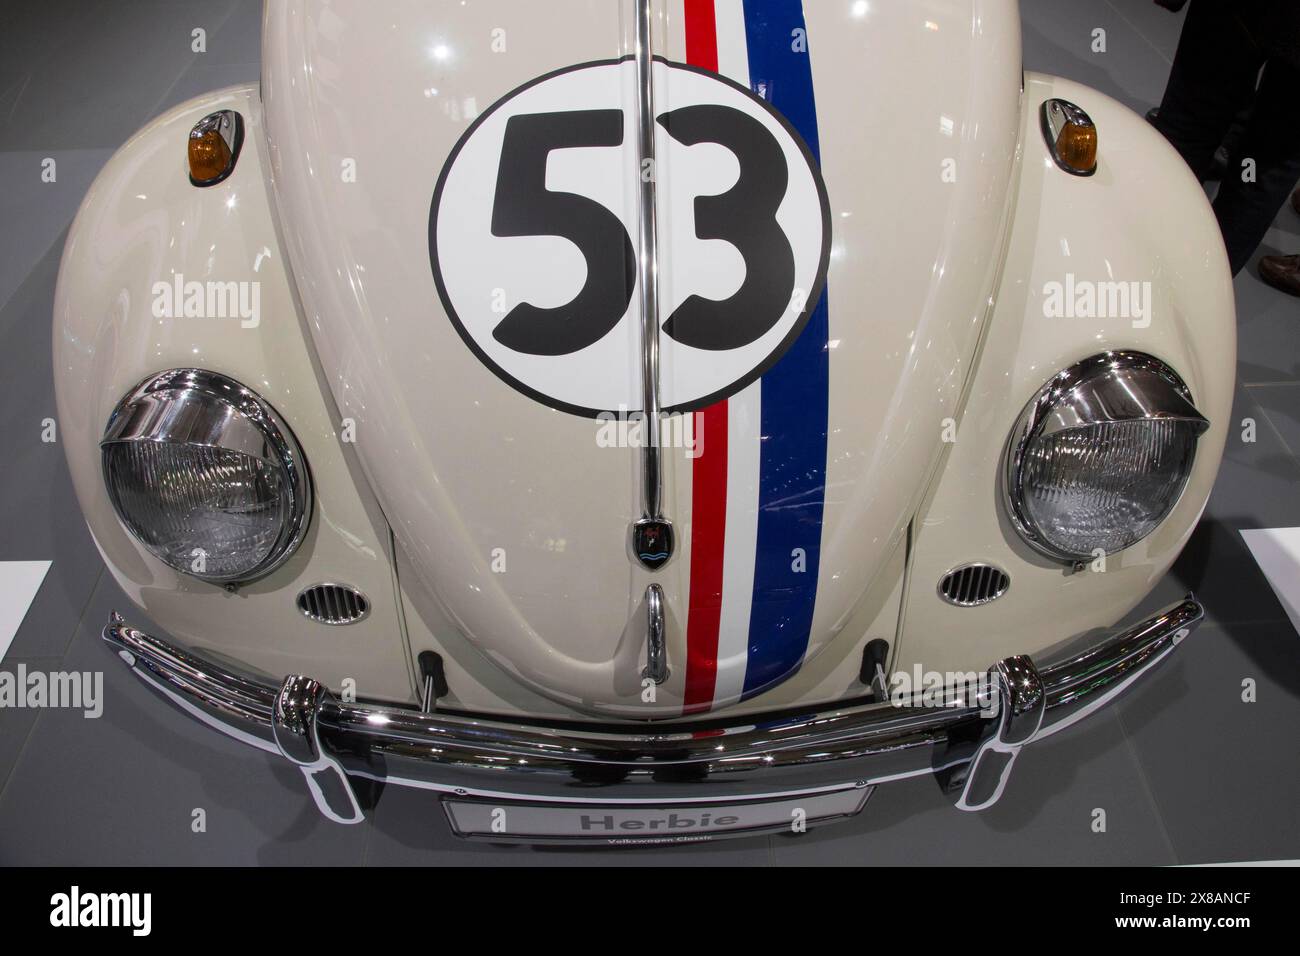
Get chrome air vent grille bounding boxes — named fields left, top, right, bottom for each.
left=938, top=564, right=1010, bottom=608
left=297, top=584, right=370, bottom=625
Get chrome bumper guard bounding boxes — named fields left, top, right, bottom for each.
left=102, top=597, right=1201, bottom=830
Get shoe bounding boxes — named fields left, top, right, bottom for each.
left=1259, top=255, right=1300, bottom=297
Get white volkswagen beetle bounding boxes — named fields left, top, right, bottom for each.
left=54, top=0, right=1234, bottom=843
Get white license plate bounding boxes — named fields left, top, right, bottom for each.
left=442, top=785, right=873, bottom=845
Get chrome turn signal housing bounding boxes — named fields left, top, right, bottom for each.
left=1041, top=98, right=1097, bottom=176
left=188, top=109, right=243, bottom=186
left=101, top=369, right=312, bottom=585
left=1005, top=352, right=1209, bottom=563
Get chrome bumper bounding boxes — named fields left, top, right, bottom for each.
left=102, top=597, right=1201, bottom=831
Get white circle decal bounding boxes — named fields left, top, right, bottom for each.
left=431, top=58, right=830, bottom=417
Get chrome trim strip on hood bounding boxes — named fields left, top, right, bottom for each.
left=631, top=0, right=672, bottom=565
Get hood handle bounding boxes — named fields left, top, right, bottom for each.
left=642, top=584, right=669, bottom=685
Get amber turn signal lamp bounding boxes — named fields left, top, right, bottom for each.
left=1041, top=98, right=1098, bottom=177
left=188, top=110, right=243, bottom=187
left=1055, top=123, right=1098, bottom=173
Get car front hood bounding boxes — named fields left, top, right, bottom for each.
left=263, top=0, right=1022, bottom=717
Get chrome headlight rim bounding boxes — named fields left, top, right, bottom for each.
left=100, top=368, right=313, bottom=585
left=1004, top=351, right=1209, bottom=564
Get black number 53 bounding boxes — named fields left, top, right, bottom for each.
left=489, top=105, right=796, bottom=357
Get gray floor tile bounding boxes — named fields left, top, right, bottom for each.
left=1116, top=621, right=1300, bottom=864
left=0, top=236, right=105, bottom=659
left=0, top=1, right=239, bottom=151
left=202, top=0, right=263, bottom=68
left=1201, top=387, right=1300, bottom=527
left=1100, top=0, right=1185, bottom=63
left=0, top=575, right=371, bottom=865
left=1251, top=382, right=1300, bottom=461
left=771, top=708, right=1175, bottom=865
left=150, top=62, right=260, bottom=119
left=0, top=664, right=43, bottom=794
left=0, top=149, right=112, bottom=313
left=1020, top=0, right=1175, bottom=111
left=1237, top=266, right=1300, bottom=387
left=0, top=71, right=30, bottom=125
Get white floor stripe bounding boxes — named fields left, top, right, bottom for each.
left=1189, top=860, right=1300, bottom=867
left=1240, top=528, right=1300, bottom=636
left=0, top=560, right=51, bottom=662
left=713, top=382, right=762, bottom=708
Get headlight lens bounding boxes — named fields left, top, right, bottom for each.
left=101, top=370, right=311, bottom=584
left=1005, top=353, right=1209, bottom=562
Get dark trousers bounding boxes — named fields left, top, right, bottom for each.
left=1154, top=1, right=1300, bottom=275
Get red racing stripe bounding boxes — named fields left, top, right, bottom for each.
left=681, top=0, right=727, bottom=714
left=684, top=404, right=727, bottom=713
left=683, top=0, right=720, bottom=72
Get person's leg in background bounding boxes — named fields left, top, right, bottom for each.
left=1212, top=56, right=1300, bottom=276
left=1258, top=183, right=1300, bottom=295
left=1152, top=1, right=1265, bottom=183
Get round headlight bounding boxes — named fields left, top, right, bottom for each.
left=1005, top=352, right=1209, bottom=563
left=101, top=369, right=312, bottom=585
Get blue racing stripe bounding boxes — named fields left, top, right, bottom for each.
left=740, top=0, right=830, bottom=699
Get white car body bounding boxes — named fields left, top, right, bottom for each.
left=53, top=0, right=1234, bottom=839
